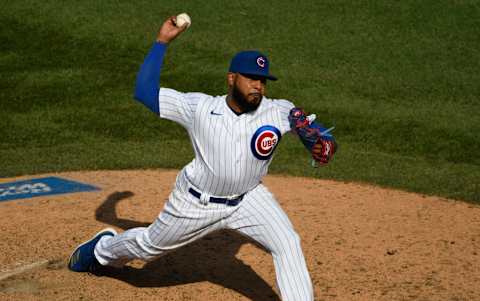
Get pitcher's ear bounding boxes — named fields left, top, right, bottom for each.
left=227, top=72, right=235, bottom=87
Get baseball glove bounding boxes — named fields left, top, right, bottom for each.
left=288, top=107, right=336, bottom=165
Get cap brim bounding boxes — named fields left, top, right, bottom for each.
left=265, top=75, right=278, bottom=81
left=240, top=72, right=278, bottom=81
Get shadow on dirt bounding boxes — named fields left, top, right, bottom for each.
left=95, top=191, right=280, bottom=301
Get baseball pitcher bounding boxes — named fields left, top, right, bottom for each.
left=68, top=15, right=337, bottom=301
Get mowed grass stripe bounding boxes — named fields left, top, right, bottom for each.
left=1, top=1, right=479, bottom=202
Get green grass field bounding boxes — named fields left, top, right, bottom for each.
left=1, top=1, right=479, bottom=202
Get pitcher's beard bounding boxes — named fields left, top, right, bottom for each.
left=232, top=85, right=262, bottom=113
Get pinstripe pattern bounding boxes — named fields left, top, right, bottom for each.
left=158, top=87, right=294, bottom=197
left=94, top=88, right=314, bottom=300
left=225, top=184, right=313, bottom=300
left=95, top=185, right=234, bottom=265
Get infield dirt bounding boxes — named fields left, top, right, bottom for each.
left=1, top=170, right=479, bottom=300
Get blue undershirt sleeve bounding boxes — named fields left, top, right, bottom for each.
left=133, top=42, right=167, bottom=114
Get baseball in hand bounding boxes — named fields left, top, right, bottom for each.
left=175, top=13, right=191, bottom=28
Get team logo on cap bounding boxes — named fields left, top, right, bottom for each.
left=250, top=125, right=281, bottom=160
left=256, top=56, right=266, bottom=68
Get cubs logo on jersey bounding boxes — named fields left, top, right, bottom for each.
left=251, top=125, right=281, bottom=160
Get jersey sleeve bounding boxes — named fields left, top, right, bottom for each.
left=158, top=88, right=204, bottom=129
left=274, top=99, right=295, bottom=133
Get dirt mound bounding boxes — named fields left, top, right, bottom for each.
left=1, top=170, right=479, bottom=300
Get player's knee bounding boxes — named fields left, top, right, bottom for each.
left=135, top=229, right=168, bottom=260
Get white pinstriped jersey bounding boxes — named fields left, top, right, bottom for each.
left=89, top=45, right=315, bottom=300
left=158, top=87, right=294, bottom=197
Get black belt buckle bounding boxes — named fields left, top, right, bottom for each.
left=188, top=188, right=243, bottom=206
left=210, top=196, right=242, bottom=206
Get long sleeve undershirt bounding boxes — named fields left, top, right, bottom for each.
left=133, top=42, right=167, bottom=114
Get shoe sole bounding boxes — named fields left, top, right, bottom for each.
left=68, top=227, right=118, bottom=269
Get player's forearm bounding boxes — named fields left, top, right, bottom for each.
left=133, top=42, right=167, bottom=114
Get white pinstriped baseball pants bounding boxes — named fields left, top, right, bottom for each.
left=95, top=182, right=313, bottom=300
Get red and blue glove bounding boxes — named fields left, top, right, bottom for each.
left=288, top=108, right=337, bottom=165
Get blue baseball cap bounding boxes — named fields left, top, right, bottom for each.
left=229, top=50, right=278, bottom=81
